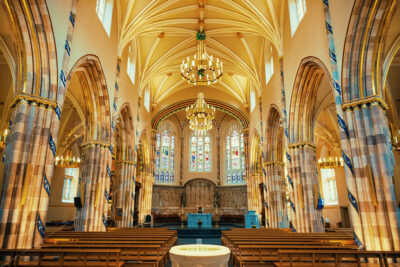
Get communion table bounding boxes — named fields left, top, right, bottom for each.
left=244, top=210, right=260, bottom=228
left=187, top=213, right=212, bottom=228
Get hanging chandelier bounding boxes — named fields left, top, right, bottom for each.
left=318, top=154, right=343, bottom=169
left=180, top=1, right=223, bottom=85
left=186, top=92, right=216, bottom=134
left=55, top=149, right=81, bottom=168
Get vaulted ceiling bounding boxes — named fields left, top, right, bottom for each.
left=116, top=0, right=285, bottom=108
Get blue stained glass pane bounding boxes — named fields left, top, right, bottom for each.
left=160, top=172, right=164, bottom=182
left=165, top=172, right=169, bottom=182
left=155, top=172, right=159, bottom=182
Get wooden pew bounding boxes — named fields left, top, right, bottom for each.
left=234, top=245, right=358, bottom=266
left=41, top=228, right=177, bottom=266
left=0, top=248, right=124, bottom=266
left=221, top=229, right=358, bottom=266
left=276, top=249, right=400, bottom=267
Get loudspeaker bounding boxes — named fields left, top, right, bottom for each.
left=74, top=197, right=82, bottom=209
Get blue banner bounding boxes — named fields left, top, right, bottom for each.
left=69, top=12, right=75, bottom=27
left=317, top=192, right=324, bottom=210
left=342, top=151, right=354, bottom=174
left=289, top=198, right=296, bottom=213
left=60, top=70, right=66, bottom=87
left=37, top=215, right=45, bottom=238
left=65, top=40, right=71, bottom=56
left=337, top=115, right=349, bottom=138
left=353, top=231, right=364, bottom=249
left=107, top=165, right=112, bottom=178
left=43, top=174, right=51, bottom=197
left=49, top=135, right=56, bottom=157
left=286, top=152, right=291, bottom=163
left=287, top=174, right=294, bottom=188
left=348, top=189, right=359, bottom=213
left=55, top=105, right=61, bottom=120
left=103, top=214, right=107, bottom=228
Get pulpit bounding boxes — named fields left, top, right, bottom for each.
left=187, top=213, right=212, bottom=228
left=244, top=210, right=260, bottom=228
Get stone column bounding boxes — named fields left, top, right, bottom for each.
left=242, top=129, right=251, bottom=210
left=217, top=132, right=221, bottom=185
left=138, top=173, right=153, bottom=223
left=113, top=160, right=136, bottom=228
left=288, top=143, right=323, bottom=233
left=322, top=0, right=400, bottom=250
left=265, top=161, right=288, bottom=228
left=0, top=0, right=77, bottom=249
left=180, top=130, right=184, bottom=185
left=75, top=142, right=111, bottom=232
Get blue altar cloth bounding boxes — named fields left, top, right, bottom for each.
left=245, top=210, right=260, bottom=228
left=187, top=213, right=212, bottom=228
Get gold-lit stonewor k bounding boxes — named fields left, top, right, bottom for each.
left=180, top=0, right=223, bottom=85
left=55, top=149, right=81, bottom=168
left=186, top=92, right=216, bottom=134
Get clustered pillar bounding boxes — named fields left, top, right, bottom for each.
left=264, top=162, right=288, bottom=228
left=113, top=161, right=136, bottom=227
left=75, top=142, right=111, bottom=231
left=289, top=143, right=324, bottom=232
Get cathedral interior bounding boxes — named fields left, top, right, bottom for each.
left=0, top=0, right=400, bottom=265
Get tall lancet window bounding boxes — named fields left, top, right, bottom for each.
left=155, top=124, right=175, bottom=184
left=96, top=0, right=113, bottom=36
left=225, top=124, right=246, bottom=184
left=190, top=131, right=211, bottom=172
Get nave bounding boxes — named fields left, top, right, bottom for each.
left=0, top=0, right=400, bottom=266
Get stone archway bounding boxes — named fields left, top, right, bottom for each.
left=66, top=55, right=112, bottom=232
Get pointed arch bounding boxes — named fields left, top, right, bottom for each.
left=289, top=57, right=331, bottom=143
left=266, top=105, right=284, bottom=162
left=67, top=55, right=112, bottom=144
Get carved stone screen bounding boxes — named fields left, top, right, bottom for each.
left=152, top=178, right=247, bottom=217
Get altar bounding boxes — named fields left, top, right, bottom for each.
left=244, top=210, right=260, bottom=228
left=187, top=213, right=212, bottom=228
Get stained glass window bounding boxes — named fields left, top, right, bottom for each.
left=190, top=131, right=211, bottom=172
left=226, top=125, right=246, bottom=184
left=155, top=125, right=175, bottom=184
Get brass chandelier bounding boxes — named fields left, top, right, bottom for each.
left=318, top=154, right=344, bottom=169
left=55, top=149, right=81, bottom=168
left=186, top=92, right=216, bottom=134
left=180, top=0, right=223, bottom=85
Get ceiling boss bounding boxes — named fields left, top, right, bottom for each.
left=180, top=0, right=223, bottom=85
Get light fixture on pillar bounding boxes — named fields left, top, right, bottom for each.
left=392, top=129, right=400, bottom=151
left=318, top=153, right=343, bottom=169
left=180, top=0, right=223, bottom=85
left=186, top=92, right=216, bottom=134
left=55, top=149, right=81, bottom=168
left=0, top=128, right=9, bottom=149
